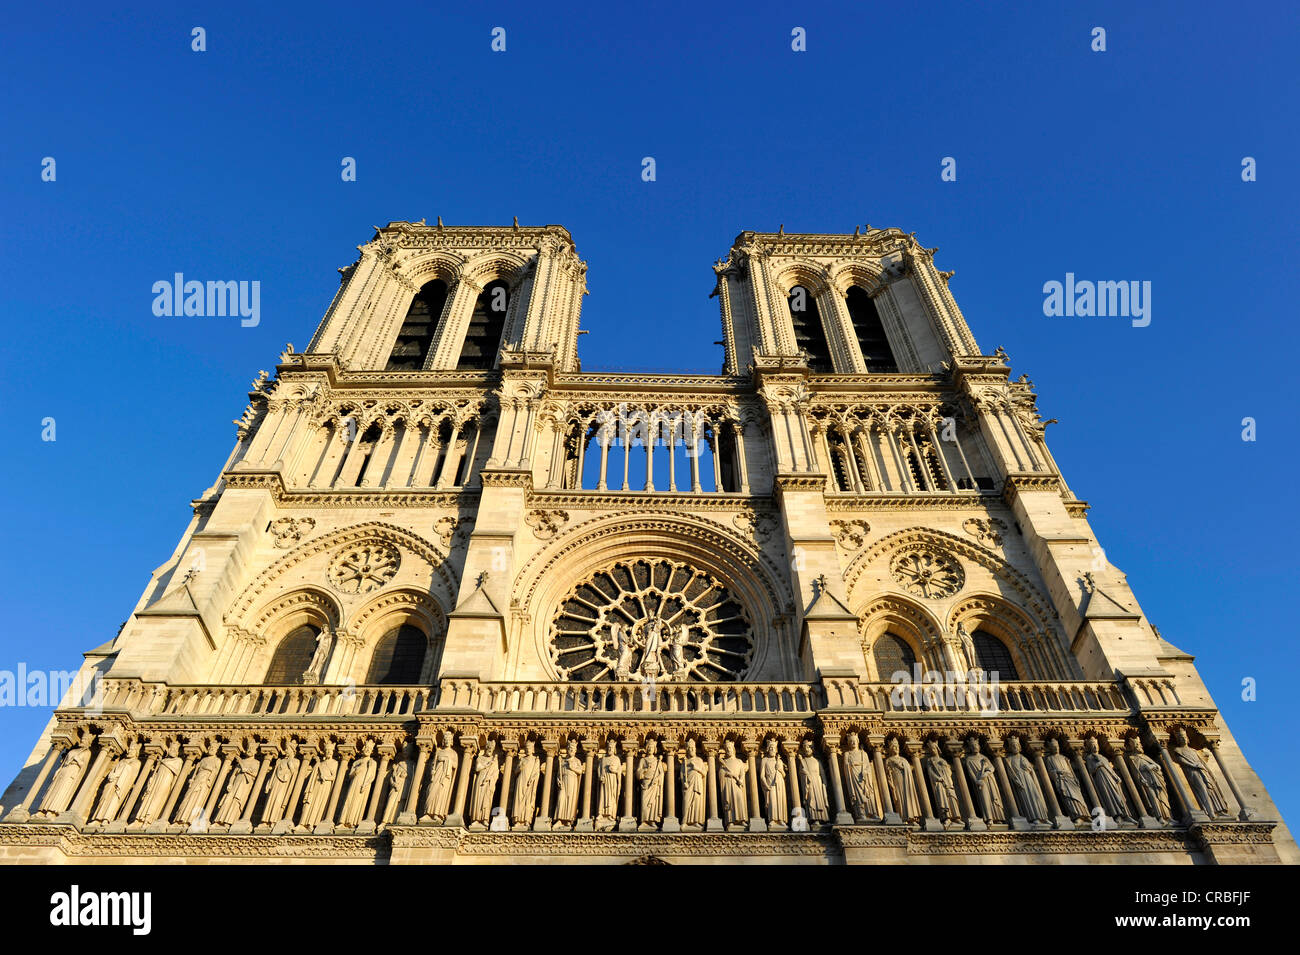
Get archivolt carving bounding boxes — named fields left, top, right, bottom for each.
left=889, top=548, right=964, bottom=600
left=845, top=528, right=1055, bottom=635
left=349, top=590, right=447, bottom=648
left=245, top=588, right=342, bottom=637
left=226, top=522, right=458, bottom=631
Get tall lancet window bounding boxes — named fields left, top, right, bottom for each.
left=787, top=285, right=833, bottom=373
left=845, top=286, right=898, bottom=373
left=385, top=280, right=447, bottom=371
left=457, top=279, right=510, bottom=370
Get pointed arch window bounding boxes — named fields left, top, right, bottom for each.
left=846, top=286, right=898, bottom=373
left=457, top=279, right=510, bottom=370
left=366, top=624, right=427, bottom=684
left=264, top=624, right=321, bottom=684
left=973, top=630, right=1019, bottom=680
left=386, top=280, right=447, bottom=371
left=787, top=285, right=833, bottom=373
left=873, top=632, right=917, bottom=680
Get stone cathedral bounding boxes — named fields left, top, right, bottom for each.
left=1, top=222, right=1293, bottom=865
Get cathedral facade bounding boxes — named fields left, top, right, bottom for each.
left=1, top=222, right=1292, bottom=864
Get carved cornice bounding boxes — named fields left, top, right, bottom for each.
left=223, top=471, right=477, bottom=510
left=823, top=493, right=999, bottom=511
left=526, top=490, right=771, bottom=512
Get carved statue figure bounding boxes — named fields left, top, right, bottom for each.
left=1044, top=738, right=1089, bottom=821
left=298, top=740, right=339, bottom=829
left=214, top=739, right=260, bottom=825
left=841, top=734, right=875, bottom=821
left=1170, top=729, right=1230, bottom=816
left=924, top=740, right=960, bottom=826
left=553, top=739, right=583, bottom=828
left=337, top=739, right=378, bottom=828
left=759, top=739, right=788, bottom=828
left=1004, top=736, right=1048, bottom=823
left=796, top=740, right=829, bottom=825
left=511, top=740, right=542, bottom=828
left=380, top=743, right=414, bottom=825
left=680, top=739, right=708, bottom=830
left=1125, top=737, right=1171, bottom=822
left=956, top=622, right=978, bottom=673
left=91, top=740, right=142, bottom=825
left=637, top=738, right=666, bottom=829
left=468, top=740, right=500, bottom=830
left=885, top=737, right=922, bottom=823
left=1084, top=737, right=1133, bottom=825
left=670, top=626, right=688, bottom=674
left=133, top=739, right=183, bottom=826
left=38, top=734, right=93, bottom=817
left=301, top=630, right=334, bottom=685
left=612, top=623, right=633, bottom=681
left=595, top=739, right=623, bottom=830
left=422, top=731, right=459, bottom=823
left=963, top=737, right=1004, bottom=824
left=261, top=739, right=301, bottom=826
left=172, top=739, right=222, bottom=827
left=718, top=740, right=748, bottom=829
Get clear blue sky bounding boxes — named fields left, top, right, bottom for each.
left=2, top=1, right=1297, bottom=826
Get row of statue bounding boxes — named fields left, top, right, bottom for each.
left=18, top=725, right=1238, bottom=834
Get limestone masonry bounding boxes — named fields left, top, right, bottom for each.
left=1, top=222, right=1291, bottom=864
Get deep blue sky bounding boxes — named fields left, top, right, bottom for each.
left=2, top=1, right=1297, bottom=827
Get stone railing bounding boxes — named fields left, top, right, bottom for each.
left=98, top=680, right=432, bottom=718
left=862, top=679, right=1133, bottom=715
left=435, top=679, right=823, bottom=715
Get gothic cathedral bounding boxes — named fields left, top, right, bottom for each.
left=2, top=222, right=1292, bottom=864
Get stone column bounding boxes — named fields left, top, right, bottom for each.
left=534, top=739, right=557, bottom=832
left=989, top=740, right=1028, bottom=831
left=869, top=736, right=900, bottom=824
left=197, top=749, right=237, bottom=828
left=1029, top=741, right=1075, bottom=829
left=496, top=741, right=517, bottom=825
left=6, top=743, right=67, bottom=822
left=1156, top=736, right=1204, bottom=824
left=909, top=744, right=941, bottom=832
left=741, top=739, right=765, bottom=832
left=576, top=739, right=597, bottom=832
left=398, top=741, right=431, bottom=826
left=1067, top=739, right=1103, bottom=823
left=67, top=737, right=121, bottom=825
left=703, top=741, right=722, bottom=832
left=448, top=738, right=476, bottom=828
left=112, top=751, right=158, bottom=831
left=823, top=739, right=854, bottom=826
left=618, top=740, right=637, bottom=832
left=662, top=741, right=680, bottom=833
left=231, top=748, right=276, bottom=834
left=359, top=744, right=393, bottom=835
left=1208, top=740, right=1257, bottom=821
left=948, top=742, right=985, bottom=832
left=317, top=745, right=353, bottom=834
left=781, top=741, right=803, bottom=823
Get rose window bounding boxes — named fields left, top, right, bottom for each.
left=549, top=558, right=754, bottom=682
left=890, top=549, right=964, bottom=599
left=328, top=542, right=400, bottom=594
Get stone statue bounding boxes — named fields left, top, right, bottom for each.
left=172, top=739, right=222, bottom=827
left=261, top=739, right=301, bottom=827
left=1004, top=737, right=1049, bottom=823
left=612, top=623, right=633, bottom=681
left=670, top=626, right=688, bottom=674
left=924, top=740, right=960, bottom=827
left=1044, top=738, right=1089, bottom=822
left=37, top=733, right=93, bottom=817
left=1084, top=737, right=1133, bottom=825
left=841, top=734, right=875, bottom=821
left=595, top=739, right=623, bottom=831
left=680, top=739, right=708, bottom=831
left=337, top=739, right=378, bottom=828
left=796, top=740, right=829, bottom=825
left=214, top=739, right=260, bottom=825
left=553, top=739, right=584, bottom=829
left=636, top=738, right=666, bottom=829
left=90, top=740, right=142, bottom=825
left=381, top=743, right=414, bottom=825
left=468, top=740, right=500, bottom=830
left=885, top=738, right=922, bottom=824
left=956, top=623, right=978, bottom=673
left=298, top=740, right=339, bottom=829
left=511, top=740, right=542, bottom=829
left=301, top=630, right=334, bottom=685
left=759, top=739, right=788, bottom=828
left=1170, top=729, right=1229, bottom=816
left=422, top=731, right=459, bottom=824
left=1125, top=737, right=1171, bottom=822
left=640, top=616, right=663, bottom=677
left=717, top=740, right=748, bottom=829
left=963, top=737, right=1004, bottom=824
left=132, top=739, right=182, bottom=826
